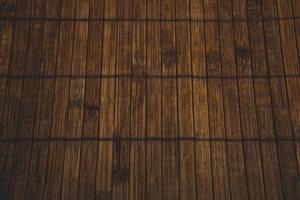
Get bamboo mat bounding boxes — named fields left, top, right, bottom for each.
left=0, top=0, right=300, bottom=199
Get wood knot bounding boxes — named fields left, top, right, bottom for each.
left=206, top=51, right=219, bottom=69
left=0, top=2, right=15, bottom=12
left=84, top=104, right=99, bottom=121
left=70, top=98, right=83, bottom=108
left=163, top=50, right=177, bottom=67
left=113, top=168, right=130, bottom=184
left=235, top=47, right=250, bottom=69
left=247, top=0, right=261, bottom=19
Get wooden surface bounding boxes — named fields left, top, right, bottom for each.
left=0, top=0, right=300, bottom=199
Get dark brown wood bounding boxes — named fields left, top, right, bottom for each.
left=1, top=0, right=300, bottom=199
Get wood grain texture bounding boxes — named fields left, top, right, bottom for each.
left=0, top=0, right=300, bottom=199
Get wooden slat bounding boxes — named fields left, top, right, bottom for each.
left=43, top=141, right=65, bottom=199
left=244, top=142, right=265, bottom=200
left=190, top=0, right=204, bottom=20
left=56, top=0, right=75, bottom=75
left=78, top=141, right=97, bottom=199
left=195, top=141, right=213, bottom=199
left=179, top=141, right=196, bottom=200
left=162, top=141, right=179, bottom=200
left=129, top=141, right=146, bottom=199
left=286, top=78, right=300, bottom=138
left=25, top=142, right=49, bottom=199
left=40, top=0, right=61, bottom=76
left=146, top=141, right=162, bottom=199
left=239, top=79, right=259, bottom=139
left=211, top=141, right=231, bottom=199
left=16, top=78, right=39, bottom=139
left=207, top=79, right=225, bottom=138
left=277, top=142, right=300, bottom=199
left=61, top=141, right=81, bottom=199
left=254, top=79, right=275, bottom=139
left=161, top=16, right=177, bottom=138
left=50, top=78, right=70, bottom=138
left=131, top=0, right=146, bottom=138
left=270, top=78, right=293, bottom=139
left=227, top=142, right=248, bottom=200
left=261, top=142, right=283, bottom=200
left=95, top=141, right=113, bottom=199
left=1, top=79, right=23, bottom=139
left=176, top=1, right=193, bottom=136
left=276, top=0, right=300, bottom=75
left=0, top=143, right=14, bottom=199
left=82, top=78, right=100, bottom=138
left=112, top=141, right=130, bottom=199
left=261, top=0, right=285, bottom=75
left=222, top=79, right=242, bottom=139
left=6, top=142, right=32, bottom=199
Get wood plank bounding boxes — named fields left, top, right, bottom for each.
left=162, top=141, right=179, bottom=200
left=1, top=0, right=16, bottom=18
left=8, top=0, right=31, bottom=76
left=115, top=77, right=131, bottom=138
left=43, top=141, right=65, bottom=199
left=15, top=78, right=39, bottom=139
left=101, top=21, right=118, bottom=75
left=131, top=78, right=146, bottom=138
left=176, top=4, right=193, bottom=136
left=95, top=141, right=113, bottom=199
left=247, top=0, right=268, bottom=76
left=270, top=78, right=293, bottom=139
left=112, top=141, right=130, bottom=199
left=0, top=143, right=14, bottom=199
left=161, top=18, right=177, bottom=138
left=129, top=141, right=146, bottom=199
left=286, top=78, right=300, bottom=138
left=146, top=141, right=162, bottom=199
left=193, top=79, right=209, bottom=138
left=146, top=23, right=161, bottom=138
left=227, top=142, right=248, bottom=200
left=78, top=141, right=97, bottom=199
left=56, top=0, right=75, bottom=75
left=25, top=0, right=47, bottom=76
left=99, top=21, right=118, bottom=138
left=222, top=79, right=241, bottom=139
left=1, top=79, right=23, bottom=139
left=277, top=142, right=300, bottom=199
left=6, top=142, right=32, bottom=199
left=99, top=78, right=116, bottom=138
left=25, top=142, right=49, bottom=199
left=0, top=20, right=14, bottom=134
left=244, top=142, right=265, bottom=200
left=190, top=0, right=204, bottom=20
left=0, top=20, right=13, bottom=76
left=211, top=141, right=231, bottom=199
left=261, top=0, right=285, bottom=75
left=179, top=141, right=196, bottom=200
left=61, top=141, right=81, bottom=199
left=147, top=0, right=160, bottom=20
left=260, top=142, right=283, bottom=200
left=40, top=0, right=61, bottom=76
left=195, top=141, right=213, bottom=199
left=239, top=79, right=258, bottom=139
left=161, top=0, right=175, bottom=20
left=50, top=78, right=70, bottom=138
left=276, top=0, right=300, bottom=75
left=191, top=22, right=205, bottom=77
left=82, top=78, right=100, bottom=138
left=254, top=79, right=275, bottom=139
left=207, top=79, right=225, bottom=138
left=131, top=0, right=146, bottom=137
